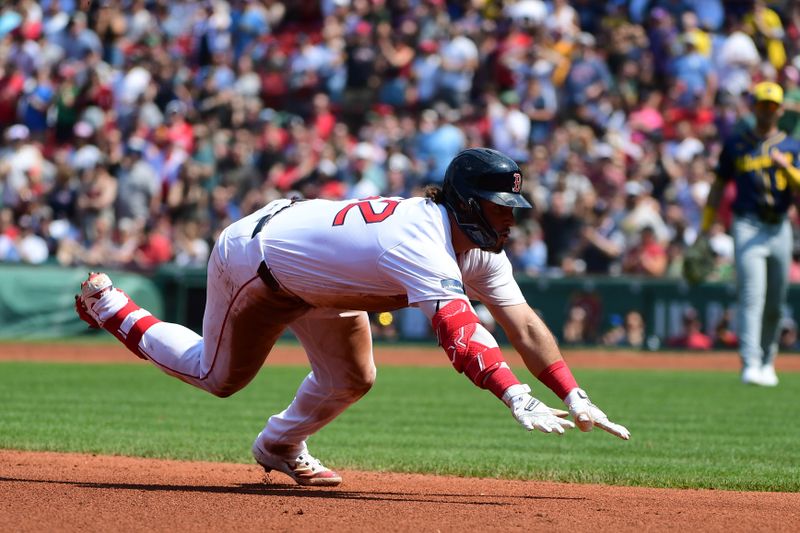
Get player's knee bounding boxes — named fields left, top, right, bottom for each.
left=354, top=365, right=377, bottom=395
left=339, top=364, right=376, bottom=398
left=360, top=365, right=377, bottom=391
left=208, top=382, right=244, bottom=398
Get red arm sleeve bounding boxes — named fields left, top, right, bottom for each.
left=431, top=300, right=520, bottom=399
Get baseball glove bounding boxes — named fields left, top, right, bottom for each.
left=682, top=237, right=715, bottom=285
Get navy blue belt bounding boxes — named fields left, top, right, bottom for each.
left=251, top=201, right=297, bottom=291
left=257, top=261, right=280, bottom=292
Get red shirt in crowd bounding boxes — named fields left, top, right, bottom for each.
left=667, top=331, right=713, bottom=350
left=136, top=232, right=173, bottom=268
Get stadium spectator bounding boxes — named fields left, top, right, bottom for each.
left=116, top=137, right=160, bottom=224
left=562, top=304, right=590, bottom=346
left=437, top=24, right=479, bottom=109
left=131, top=218, right=172, bottom=271
left=506, top=223, right=548, bottom=276
left=172, top=218, right=210, bottom=268
left=0, top=207, right=19, bottom=262
left=716, top=17, right=761, bottom=103
left=621, top=225, right=668, bottom=277
left=778, top=317, right=799, bottom=351
left=564, top=32, right=613, bottom=130
left=2, top=124, right=52, bottom=211
left=667, top=307, right=713, bottom=350
left=539, top=189, right=581, bottom=273
left=520, top=75, right=558, bottom=146
left=414, top=107, right=465, bottom=184
left=0, top=63, right=25, bottom=129
left=488, top=90, right=530, bottom=162
left=713, top=308, right=739, bottom=349
left=669, top=32, right=717, bottom=110
left=575, top=200, right=625, bottom=275
left=744, top=0, right=787, bottom=70
left=601, top=310, right=646, bottom=349
left=664, top=237, right=686, bottom=279
left=410, top=39, right=441, bottom=108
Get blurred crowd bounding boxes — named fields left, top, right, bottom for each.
left=561, top=300, right=800, bottom=351
left=1, top=0, right=800, bottom=282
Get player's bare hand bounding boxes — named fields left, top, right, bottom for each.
left=770, top=148, right=790, bottom=169
left=502, top=384, right=576, bottom=435
left=564, top=388, right=630, bottom=440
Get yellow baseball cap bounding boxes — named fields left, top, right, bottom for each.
left=753, top=81, right=784, bottom=104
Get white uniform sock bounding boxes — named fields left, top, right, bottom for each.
left=94, top=289, right=129, bottom=325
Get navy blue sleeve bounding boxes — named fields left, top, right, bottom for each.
left=715, top=137, right=736, bottom=182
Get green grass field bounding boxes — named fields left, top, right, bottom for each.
left=1, top=361, right=797, bottom=492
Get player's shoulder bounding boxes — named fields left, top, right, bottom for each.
left=396, top=195, right=447, bottom=220
left=722, top=128, right=748, bottom=148
left=459, top=248, right=511, bottom=272
left=397, top=195, right=435, bottom=209
left=779, top=133, right=800, bottom=152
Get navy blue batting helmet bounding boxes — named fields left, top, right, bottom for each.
left=442, top=148, right=532, bottom=252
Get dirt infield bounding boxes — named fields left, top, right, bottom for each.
left=2, top=342, right=799, bottom=532
left=3, top=450, right=800, bottom=533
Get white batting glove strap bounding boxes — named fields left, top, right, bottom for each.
left=502, top=384, right=576, bottom=435
left=564, top=388, right=631, bottom=440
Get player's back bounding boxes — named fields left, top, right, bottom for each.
left=260, top=196, right=458, bottom=309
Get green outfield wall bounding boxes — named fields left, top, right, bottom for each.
left=2, top=264, right=799, bottom=348
left=0, top=265, right=163, bottom=339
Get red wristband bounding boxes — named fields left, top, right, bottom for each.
left=483, top=366, right=521, bottom=400
left=536, top=360, right=578, bottom=400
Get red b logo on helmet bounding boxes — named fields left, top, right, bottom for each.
left=512, top=172, right=522, bottom=193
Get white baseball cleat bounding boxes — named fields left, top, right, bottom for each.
left=252, top=441, right=342, bottom=487
left=75, top=272, right=114, bottom=328
left=741, top=366, right=763, bottom=385
left=741, top=365, right=777, bottom=387
left=760, top=365, right=779, bottom=387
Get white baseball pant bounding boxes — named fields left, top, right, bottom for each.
left=134, top=202, right=376, bottom=456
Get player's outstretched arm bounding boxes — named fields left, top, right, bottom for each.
left=486, top=302, right=631, bottom=440
left=418, top=298, right=573, bottom=435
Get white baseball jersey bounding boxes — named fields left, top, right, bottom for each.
left=253, top=197, right=525, bottom=311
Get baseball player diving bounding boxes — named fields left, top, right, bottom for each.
left=701, top=81, right=800, bottom=387
left=75, top=148, right=630, bottom=487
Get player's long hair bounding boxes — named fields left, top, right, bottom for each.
left=424, top=185, right=444, bottom=203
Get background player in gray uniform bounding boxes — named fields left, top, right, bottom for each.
left=701, top=82, right=800, bottom=386
left=76, top=148, right=629, bottom=487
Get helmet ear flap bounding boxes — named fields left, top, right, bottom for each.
left=444, top=184, right=501, bottom=252
left=464, top=196, right=501, bottom=252
left=465, top=196, right=482, bottom=221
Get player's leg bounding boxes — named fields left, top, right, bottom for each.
left=760, top=220, right=792, bottom=385
left=76, top=241, right=308, bottom=397
left=733, top=217, right=768, bottom=383
left=252, top=309, right=375, bottom=486
left=142, top=246, right=308, bottom=395
left=75, top=271, right=204, bottom=367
